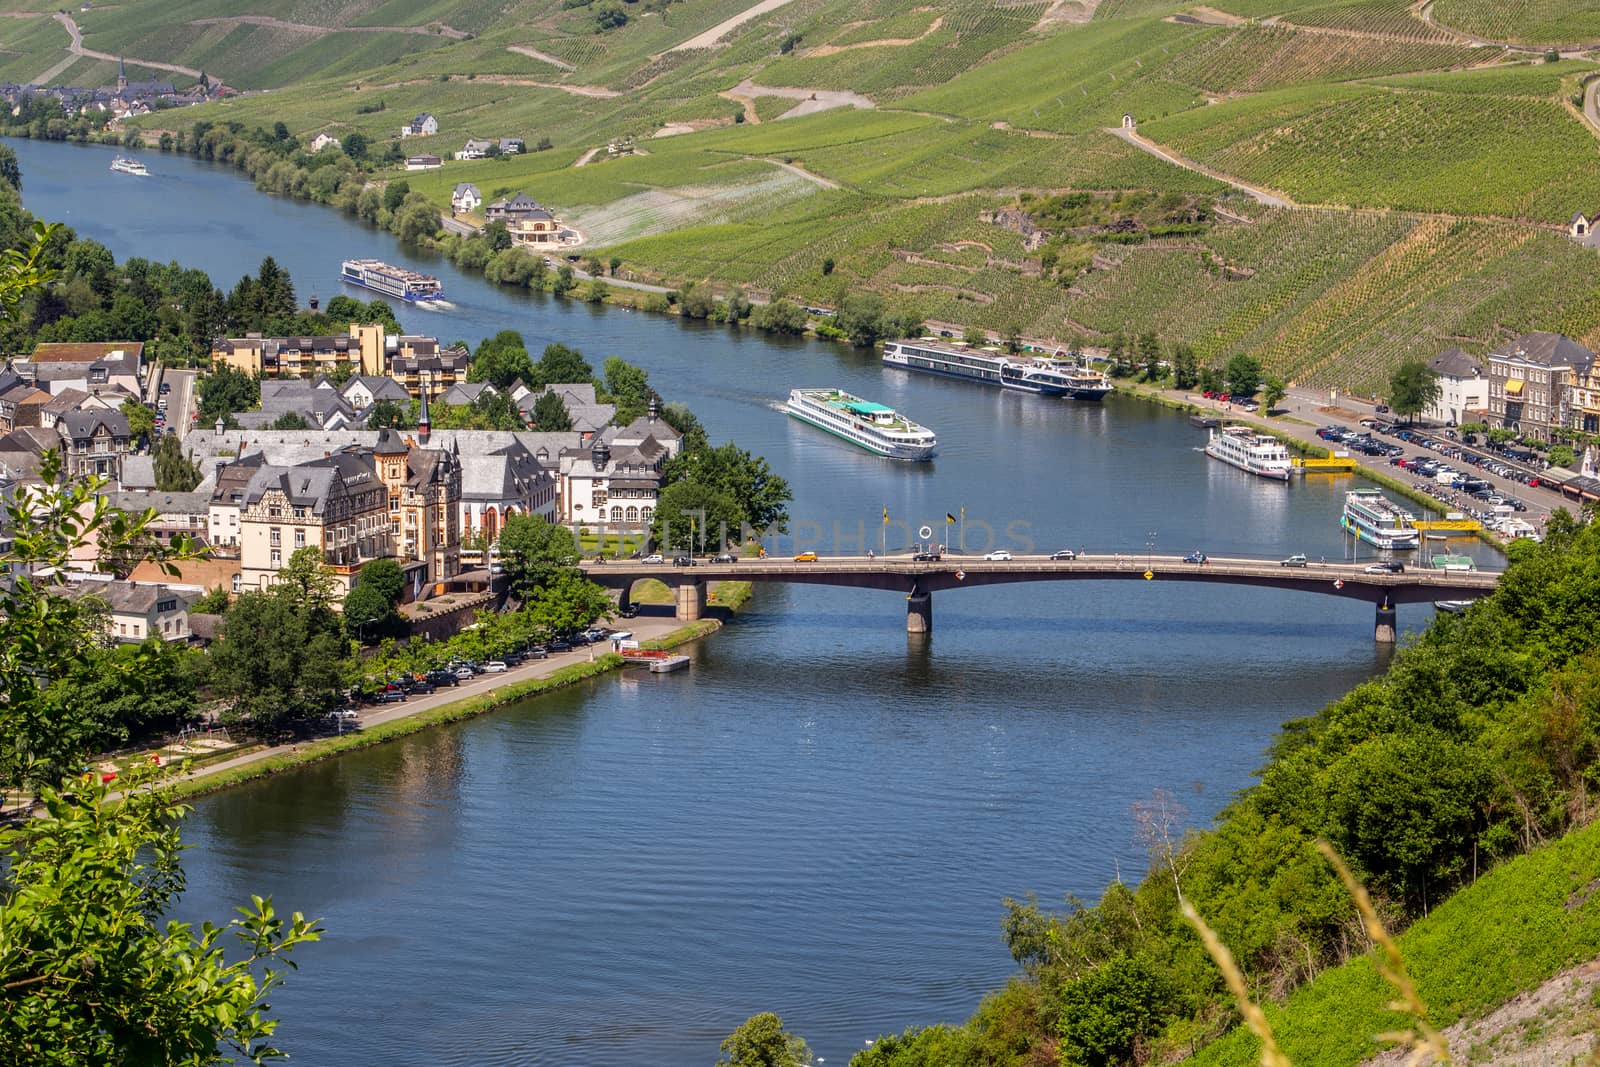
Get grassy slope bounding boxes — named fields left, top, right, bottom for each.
left=107, top=0, right=1600, bottom=389
left=1187, top=816, right=1600, bottom=1066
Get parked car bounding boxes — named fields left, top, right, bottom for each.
left=1280, top=554, right=1308, bottom=567
left=547, top=640, right=572, bottom=653
left=427, top=669, right=459, bottom=687
left=452, top=667, right=474, bottom=680
left=375, top=689, right=407, bottom=704
left=983, top=550, right=1012, bottom=561
left=1364, top=561, right=1405, bottom=574
left=794, top=551, right=819, bottom=562
left=1182, top=551, right=1208, bottom=564
left=159, top=382, right=170, bottom=394
left=641, top=554, right=665, bottom=564
left=620, top=606, right=639, bottom=619
left=407, top=678, right=436, bottom=695
left=1049, top=549, right=1078, bottom=560
left=1375, top=403, right=1390, bottom=413
left=328, top=708, right=359, bottom=721
left=502, top=652, right=525, bottom=666
left=483, top=661, right=508, bottom=673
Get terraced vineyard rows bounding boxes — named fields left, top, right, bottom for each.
left=1158, top=24, right=1493, bottom=92
left=1430, top=0, right=1600, bottom=45
left=1143, top=83, right=1600, bottom=221
left=1280, top=0, right=1461, bottom=43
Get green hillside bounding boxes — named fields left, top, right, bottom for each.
left=44, top=0, right=1599, bottom=390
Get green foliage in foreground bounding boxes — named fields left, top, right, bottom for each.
left=0, top=766, right=322, bottom=1066
left=1190, top=815, right=1600, bottom=1065
left=844, top=507, right=1600, bottom=1065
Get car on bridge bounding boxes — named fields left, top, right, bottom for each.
left=794, top=551, right=819, bottom=562
left=1182, top=551, right=1208, bottom=564
left=710, top=553, right=737, bottom=563
left=1280, top=554, right=1308, bottom=567
left=912, top=551, right=942, bottom=561
left=1364, top=561, right=1405, bottom=574
left=984, top=550, right=1012, bottom=561
left=1049, top=549, right=1077, bottom=560
left=641, top=554, right=665, bottom=564
left=672, top=555, right=694, bottom=567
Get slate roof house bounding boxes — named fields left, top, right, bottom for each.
left=400, top=113, right=438, bottom=138
left=1486, top=332, right=1595, bottom=441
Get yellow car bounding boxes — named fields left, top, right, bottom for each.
left=793, top=551, right=819, bottom=562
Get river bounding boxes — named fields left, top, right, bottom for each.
left=12, top=138, right=1503, bottom=1066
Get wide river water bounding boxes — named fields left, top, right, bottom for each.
left=14, top=139, right=1502, bottom=1065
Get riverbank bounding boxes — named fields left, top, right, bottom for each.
left=1117, top=380, right=1519, bottom=548
left=169, top=592, right=749, bottom=801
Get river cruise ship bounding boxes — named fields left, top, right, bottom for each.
left=340, top=259, right=444, bottom=302
left=1205, top=425, right=1292, bottom=481
left=785, top=388, right=937, bottom=460
left=883, top=339, right=1109, bottom=398
left=109, top=157, right=148, bottom=176
left=1341, top=488, right=1420, bottom=549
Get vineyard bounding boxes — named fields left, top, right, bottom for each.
left=1142, top=81, right=1600, bottom=221
left=1278, top=0, right=1461, bottom=43
left=1430, top=0, right=1600, bottom=45
left=1156, top=24, right=1495, bottom=92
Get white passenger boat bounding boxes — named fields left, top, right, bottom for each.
left=340, top=258, right=444, bottom=302
left=883, top=338, right=1111, bottom=399
left=1205, top=425, right=1292, bottom=481
left=109, top=157, right=148, bottom=176
left=785, top=388, right=936, bottom=460
left=1340, top=488, right=1420, bottom=549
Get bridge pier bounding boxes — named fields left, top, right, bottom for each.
left=907, top=592, right=932, bottom=634
left=675, top=579, right=706, bottom=622
left=616, top=582, right=632, bottom=615
left=1375, top=597, right=1397, bottom=644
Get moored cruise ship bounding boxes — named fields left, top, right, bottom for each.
left=1341, top=488, right=1420, bottom=549
left=785, top=388, right=937, bottom=460
left=109, top=157, right=148, bottom=176
left=882, top=338, right=1111, bottom=399
left=1205, top=425, right=1292, bottom=481
left=340, top=259, right=444, bottom=302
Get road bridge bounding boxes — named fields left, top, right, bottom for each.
left=578, top=553, right=1502, bottom=643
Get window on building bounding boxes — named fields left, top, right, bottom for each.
left=270, top=528, right=281, bottom=546
left=271, top=549, right=281, bottom=566
left=294, top=529, right=306, bottom=548
left=232, top=574, right=242, bottom=593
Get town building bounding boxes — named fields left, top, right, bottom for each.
left=17, top=342, right=143, bottom=398
left=102, top=489, right=209, bottom=549
left=405, top=154, right=443, bottom=171
left=372, top=420, right=462, bottom=588
left=484, top=192, right=545, bottom=222
left=451, top=182, right=481, bottom=214
left=1486, top=332, right=1594, bottom=441
left=1566, top=360, right=1600, bottom=435
left=514, top=382, right=615, bottom=434
left=341, top=375, right=412, bottom=410
left=309, top=132, right=342, bottom=153
left=56, top=409, right=130, bottom=480
left=437, top=381, right=499, bottom=408
left=64, top=579, right=196, bottom=643
left=0, top=366, right=49, bottom=433
left=207, top=453, right=264, bottom=549
left=212, top=325, right=388, bottom=379
left=1423, top=348, right=1488, bottom=426
left=237, top=450, right=391, bottom=594
left=400, top=113, right=438, bottom=138
left=385, top=338, right=472, bottom=400
left=557, top=399, right=682, bottom=527
left=237, top=378, right=362, bottom=431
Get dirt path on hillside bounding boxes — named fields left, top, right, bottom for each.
left=726, top=78, right=875, bottom=118
left=45, top=12, right=206, bottom=84
left=1035, top=0, right=1100, bottom=29
left=1105, top=124, right=1295, bottom=208
left=190, top=15, right=470, bottom=39
left=377, top=73, right=620, bottom=97
left=506, top=44, right=575, bottom=70
left=720, top=89, right=764, bottom=123
left=670, top=0, right=800, bottom=52
left=1412, top=0, right=1600, bottom=54
left=574, top=146, right=604, bottom=166
left=805, top=15, right=944, bottom=56
left=762, top=157, right=841, bottom=189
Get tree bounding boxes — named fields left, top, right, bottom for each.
left=602, top=355, right=652, bottom=423
left=751, top=299, right=807, bottom=335
left=1389, top=358, right=1442, bottom=424
left=0, top=766, right=322, bottom=1065
left=197, top=365, right=259, bottom=424
left=1223, top=353, right=1263, bottom=399
left=1171, top=342, right=1199, bottom=390
left=342, top=581, right=393, bottom=643
left=191, top=585, right=231, bottom=614
left=469, top=330, right=535, bottom=389
left=120, top=396, right=154, bottom=442
left=267, top=411, right=309, bottom=430
left=839, top=292, right=888, bottom=348
left=207, top=588, right=346, bottom=735
left=526, top=570, right=612, bottom=637
left=677, top=282, right=717, bottom=320
left=532, top=390, right=572, bottom=430
left=962, top=324, right=989, bottom=347
left=42, top=638, right=197, bottom=753
left=382, top=179, right=410, bottom=214
left=651, top=479, right=743, bottom=552
left=1136, top=332, right=1162, bottom=379
left=367, top=399, right=413, bottom=429
left=532, top=342, right=595, bottom=387
left=665, top=441, right=792, bottom=535
left=0, top=143, right=21, bottom=191
left=153, top=435, right=201, bottom=492
left=718, top=1013, right=811, bottom=1067
left=342, top=131, right=368, bottom=160
left=358, top=557, right=406, bottom=605
left=1260, top=375, right=1287, bottom=415
left=498, top=512, right=579, bottom=598
left=276, top=545, right=339, bottom=613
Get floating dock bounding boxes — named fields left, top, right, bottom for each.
left=1413, top=518, right=1482, bottom=532
left=1292, top=456, right=1358, bottom=472
left=619, top=649, right=691, bottom=673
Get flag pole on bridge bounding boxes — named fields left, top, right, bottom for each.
left=882, top=505, right=888, bottom=557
